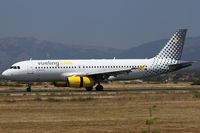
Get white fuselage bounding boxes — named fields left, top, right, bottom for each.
left=2, top=58, right=176, bottom=82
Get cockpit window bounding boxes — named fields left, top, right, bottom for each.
left=10, top=66, right=20, bottom=69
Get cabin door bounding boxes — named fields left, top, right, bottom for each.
left=27, top=60, right=34, bottom=74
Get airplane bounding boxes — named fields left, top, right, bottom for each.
left=1, top=29, right=194, bottom=92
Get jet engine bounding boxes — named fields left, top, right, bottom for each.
left=54, top=76, right=95, bottom=88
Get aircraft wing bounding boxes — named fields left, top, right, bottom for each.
left=82, top=68, right=133, bottom=76
left=62, top=66, right=145, bottom=81
left=63, top=68, right=133, bottom=77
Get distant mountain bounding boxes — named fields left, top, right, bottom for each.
left=0, top=37, right=121, bottom=72
left=117, top=37, right=200, bottom=68
left=0, top=36, right=199, bottom=73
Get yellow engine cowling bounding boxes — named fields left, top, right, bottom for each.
left=54, top=76, right=95, bottom=88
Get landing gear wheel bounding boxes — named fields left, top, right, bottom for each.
left=26, top=87, right=31, bottom=92
left=95, top=85, right=103, bottom=91
left=85, top=87, right=93, bottom=91
left=26, top=84, right=32, bottom=92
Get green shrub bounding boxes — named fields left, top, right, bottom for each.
left=33, top=97, right=42, bottom=101
left=50, top=93, right=56, bottom=96
left=193, top=92, right=200, bottom=98
left=44, top=85, right=48, bottom=88
left=9, top=88, right=16, bottom=90
left=71, top=97, right=94, bottom=102
left=3, top=100, right=16, bottom=103
left=146, top=119, right=154, bottom=125
left=0, top=82, right=23, bottom=87
left=45, top=97, right=60, bottom=102
left=152, top=129, right=160, bottom=133
left=191, top=80, right=200, bottom=85
left=13, top=83, right=23, bottom=87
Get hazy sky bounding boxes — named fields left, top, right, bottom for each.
left=0, top=0, right=199, bottom=49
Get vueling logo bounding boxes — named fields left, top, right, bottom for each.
left=38, top=61, right=73, bottom=66
left=59, top=61, right=73, bottom=65
left=172, top=39, right=179, bottom=43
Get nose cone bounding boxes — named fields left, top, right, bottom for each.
left=2, top=70, right=10, bottom=79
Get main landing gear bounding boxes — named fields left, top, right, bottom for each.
left=85, top=84, right=104, bottom=91
left=26, top=84, right=32, bottom=92
left=95, top=84, right=103, bottom=91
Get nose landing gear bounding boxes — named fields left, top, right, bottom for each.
left=26, top=84, right=32, bottom=92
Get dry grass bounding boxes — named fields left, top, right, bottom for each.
left=0, top=83, right=200, bottom=133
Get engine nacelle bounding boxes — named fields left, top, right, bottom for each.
left=54, top=76, right=95, bottom=88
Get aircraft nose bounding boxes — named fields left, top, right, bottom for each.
left=1, top=70, right=10, bottom=79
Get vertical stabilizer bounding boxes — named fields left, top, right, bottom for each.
left=155, top=29, right=187, bottom=60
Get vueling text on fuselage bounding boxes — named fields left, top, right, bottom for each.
left=38, top=61, right=59, bottom=66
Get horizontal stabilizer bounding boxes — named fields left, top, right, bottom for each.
left=168, top=61, right=195, bottom=70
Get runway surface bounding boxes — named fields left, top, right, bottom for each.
left=0, top=88, right=199, bottom=95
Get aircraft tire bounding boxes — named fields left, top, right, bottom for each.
left=96, top=85, right=103, bottom=91
left=26, top=87, right=31, bottom=92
